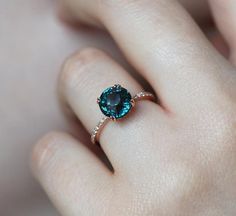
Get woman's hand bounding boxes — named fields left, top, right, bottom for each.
left=31, top=0, right=236, bottom=215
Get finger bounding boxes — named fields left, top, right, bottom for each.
left=59, top=0, right=211, bottom=27
left=31, top=132, right=113, bottom=216
left=60, top=0, right=232, bottom=116
left=60, top=48, right=164, bottom=172
left=209, top=0, right=236, bottom=64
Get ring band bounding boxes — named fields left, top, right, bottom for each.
left=91, top=85, right=155, bottom=144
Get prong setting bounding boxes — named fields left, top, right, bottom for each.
left=131, top=99, right=135, bottom=107
left=110, top=116, right=117, bottom=121
left=113, top=84, right=121, bottom=88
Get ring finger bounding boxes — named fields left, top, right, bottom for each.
left=60, top=48, right=165, bottom=172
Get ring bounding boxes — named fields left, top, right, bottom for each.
left=91, top=84, right=155, bottom=144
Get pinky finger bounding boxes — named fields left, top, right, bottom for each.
left=209, top=0, right=236, bottom=64
left=31, top=132, right=113, bottom=216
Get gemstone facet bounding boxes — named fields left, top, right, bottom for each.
left=98, top=85, right=132, bottom=119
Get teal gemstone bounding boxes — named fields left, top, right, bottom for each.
left=98, top=85, right=132, bottom=119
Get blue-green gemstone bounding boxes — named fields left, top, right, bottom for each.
left=98, top=85, right=132, bottom=119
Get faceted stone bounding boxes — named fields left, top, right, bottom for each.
left=98, top=85, right=132, bottom=119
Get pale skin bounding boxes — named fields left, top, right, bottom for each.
left=30, top=0, right=236, bottom=215
left=0, top=1, right=217, bottom=215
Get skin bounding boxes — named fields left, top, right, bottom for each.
left=31, top=0, right=236, bottom=216
left=0, top=0, right=234, bottom=215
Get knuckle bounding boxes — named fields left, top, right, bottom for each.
left=219, top=115, right=236, bottom=151
left=60, top=47, right=105, bottom=90
left=192, top=86, right=236, bottom=152
left=164, top=163, right=209, bottom=208
left=198, top=111, right=236, bottom=155
left=168, top=163, right=201, bottom=195
left=140, top=161, right=208, bottom=212
left=31, top=132, right=62, bottom=171
left=213, top=103, right=236, bottom=142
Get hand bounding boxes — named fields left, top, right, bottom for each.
left=31, top=0, right=236, bottom=215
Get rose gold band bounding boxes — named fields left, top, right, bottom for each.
left=91, top=91, right=155, bottom=144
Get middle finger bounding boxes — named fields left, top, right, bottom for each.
left=62, top=0, right=232, bottom=115
left=60, top=48, right=163, bottom=172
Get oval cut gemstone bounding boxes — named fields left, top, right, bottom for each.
left=98, top=85, right=132, bottom=119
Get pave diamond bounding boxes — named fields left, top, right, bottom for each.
left=98, top=85, right=132, bottom=119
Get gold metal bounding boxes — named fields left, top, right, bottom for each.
left=110, top=116, right=117, bottom=121
left=133, top=91, right=155, bottom=102
left=91, top=116, right=110, bottom=144
left=91, top=91, right=155, bottom=144
left=130, top=98, right=135, bottom=107
left=113, top=84, right=121, bottom=88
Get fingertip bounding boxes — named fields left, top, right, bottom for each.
left=30, top=131, right=71, bottom=177
left=30, top=131, right=113, bottom=215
